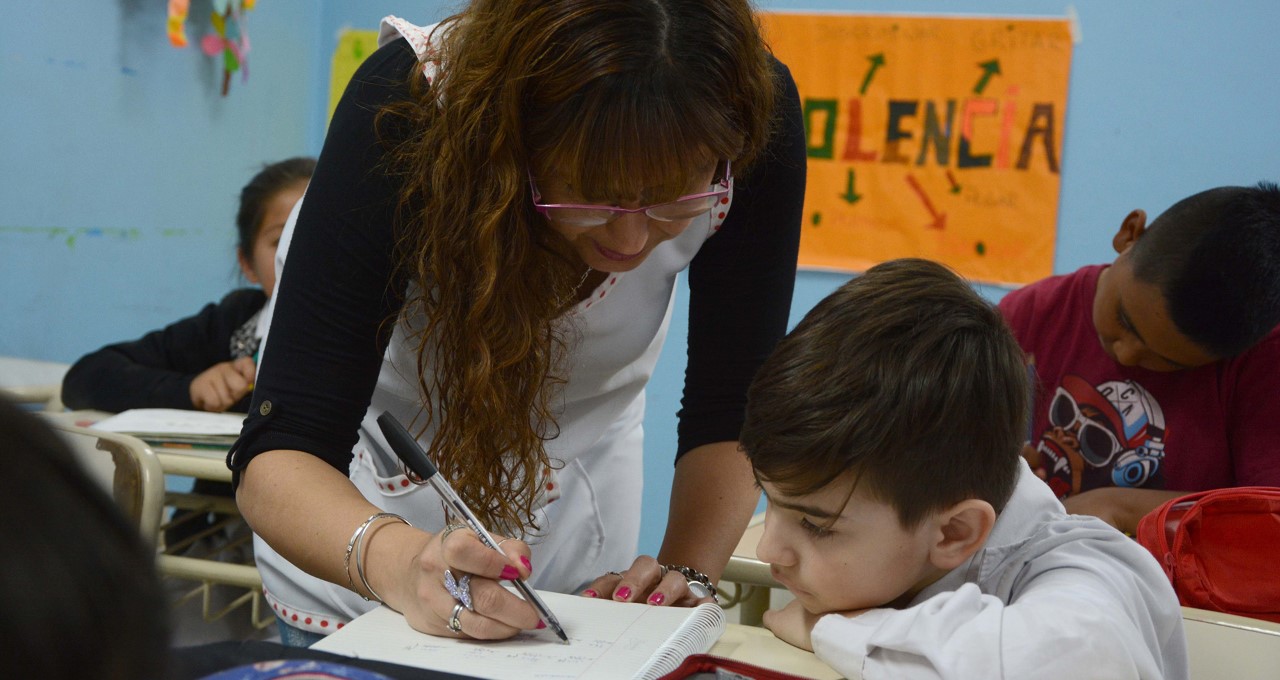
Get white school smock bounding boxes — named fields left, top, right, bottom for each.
left=809, top=461, right=1189, bottom=680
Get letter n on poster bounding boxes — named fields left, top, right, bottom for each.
left=759, top=13, right=1074, bottom=285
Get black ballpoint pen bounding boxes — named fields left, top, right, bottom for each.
left=376, top=412, right=570, bottom=643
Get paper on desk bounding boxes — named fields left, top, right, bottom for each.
left=91, top=408, right=245, bottom=444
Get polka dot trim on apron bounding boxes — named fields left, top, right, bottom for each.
left=263, top=586, right=348, bottom=635
left=581, top=273, right=623, bottom=311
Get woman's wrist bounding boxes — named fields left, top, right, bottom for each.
left=360, top=520, right=428, bottom=610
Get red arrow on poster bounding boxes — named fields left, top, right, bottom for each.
left=905, top=174, right=947, bottom=230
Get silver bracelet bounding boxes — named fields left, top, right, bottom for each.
left=347, top=512, right=411, bottom=602
left=665, top=564, right=718, bottom=599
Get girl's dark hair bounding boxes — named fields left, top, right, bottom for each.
left=741, top=259, right=1028, bottom=528
left=376, top=0, right=777, bottom=533
left=0, top=397, right=170, bottom=678
left=235, top=156, right=316, bottom=255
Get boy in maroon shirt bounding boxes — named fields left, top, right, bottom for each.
left=999, top=182, right=1280, bottom=534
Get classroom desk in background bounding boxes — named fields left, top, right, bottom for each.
left=38, top=409, right=270, bottom=633
left=41, top=409, right=234, bottom=482
left=0, top=355, right=69, bottom=407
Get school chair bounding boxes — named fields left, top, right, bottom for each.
left=1182, top=606, right=1280, bottom=680
left=47, top=423, right=166, bottom=543
left=721, top=511, right=784, bottom=626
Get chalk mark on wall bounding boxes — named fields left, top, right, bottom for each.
left=0, top=226, right=206, bottom=248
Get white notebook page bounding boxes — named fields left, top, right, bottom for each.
left=311, top=589, right=726, bottom=680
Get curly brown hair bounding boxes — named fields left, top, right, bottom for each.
left=377, top=0, right=778, bottom=535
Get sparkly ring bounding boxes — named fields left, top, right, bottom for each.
left=447, top=602, right=465, bottom=634
left=444, top=569, right=474, bottom=611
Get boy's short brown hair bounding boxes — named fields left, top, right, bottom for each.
left=741, top=258, right=1028, bottom=528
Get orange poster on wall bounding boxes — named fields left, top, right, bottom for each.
left=759, top=13, right=1073, bottom=285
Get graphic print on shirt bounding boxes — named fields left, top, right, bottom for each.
left=1034, top=374, right=1167, bottom=498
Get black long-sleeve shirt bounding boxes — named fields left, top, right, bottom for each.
left=62, top=288, right=266, bottom=414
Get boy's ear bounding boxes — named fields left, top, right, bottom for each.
left=929, top=499, right=996, bottom=571
left=1112, top=209, right=1148, bottom=255
left=237, top=248, right=259, bottom=285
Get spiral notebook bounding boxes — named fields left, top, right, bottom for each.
left=310, top=589, right=727, bottom=680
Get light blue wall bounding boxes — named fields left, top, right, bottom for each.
left=1, top=0, right=318, bottom=361
left=5, top=1, right=1279, bottom=559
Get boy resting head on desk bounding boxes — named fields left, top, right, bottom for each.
left=1000, top=181, right=1280, bottom=534
left=740, top=259, right=1188, bottom=680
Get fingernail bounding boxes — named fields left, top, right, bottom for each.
left=500, top=565, right=520, bottom=580
left=615, top=586, right=632, bottom=600
left=648, top=592, right=665, bottom=605
left=520, top=556, right=532, bottom=572
left=536, top=620, right=546, bottom=629
left=582, top=589, right=598, bottom=598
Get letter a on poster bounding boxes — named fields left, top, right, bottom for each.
left=759, top=13, right=1073, bottom=285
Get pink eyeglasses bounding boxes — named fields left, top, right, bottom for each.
left=530, top=160, right=731, bottom=229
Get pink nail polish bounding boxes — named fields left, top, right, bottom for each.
left=500, top=565, right=520, bottom=580
left=520, top=555, right=532, bottom=572
left=536, top=620, right=547, bottom=629
left=648, top=592, right=665, bottom=605
left=583, top=589, right=598, bottom=598
left=615, top=586, right=632, bottom=600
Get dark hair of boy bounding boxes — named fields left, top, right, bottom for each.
left=1128, top=181, right=1280, bottom=358
left=235, top=156, right=316, bottom=256
left=0, top=398, right=170, bottom=679
left=741, top=258, right=1029, bottom=528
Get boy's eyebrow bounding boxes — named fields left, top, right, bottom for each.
left=757, top=486, right=844, bottom=520
left=1116, top=299, right=1191, bottom=370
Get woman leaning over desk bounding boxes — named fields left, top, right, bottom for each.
left=230, top=0, right=805, bottom=645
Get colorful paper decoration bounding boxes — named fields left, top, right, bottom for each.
left=168, top=0, right=258, bottom=96
left=166, top=0, right=189, bottom=48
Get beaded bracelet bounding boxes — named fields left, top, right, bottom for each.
left=344, top=512, right=411, bottom=602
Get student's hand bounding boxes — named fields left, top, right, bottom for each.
left=580, top=555, right=712, bottom=607
left=762, top=599, right=822, bottom=651
left=391, top=526, right=542, bottom=640
left=1063, top=487, right=1188, bottom=535
left=189, top=357, right=256, bottom=412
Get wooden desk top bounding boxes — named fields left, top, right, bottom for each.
left=712, top=624, right=841, bottom=679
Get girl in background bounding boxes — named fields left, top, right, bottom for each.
left=62, top=157, right=315, bottom=414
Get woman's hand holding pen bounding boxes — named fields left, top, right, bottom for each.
left=580, top=555, right=712, bottom=608
left=370, top=522, right=543, bottom=640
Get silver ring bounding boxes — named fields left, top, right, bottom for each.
left=607, top=571, right=623, bottom=577
left=441, top=522, right=467, bottom=544
left=495, top=538, right=511, bottom=551
left=444, top=569, right=474, bottom=611
left=658, top=565, right=669, bottom=579
left=447, top=602, right=465, bottom=634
